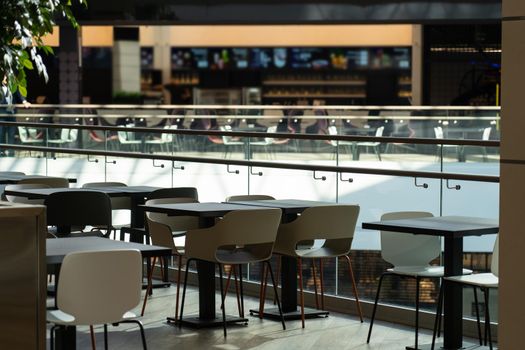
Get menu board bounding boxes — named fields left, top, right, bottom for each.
left=141, top=47, right=154, bottom=69
left=290, top=48, right=329, bottom=69
left=169, top=46, right=411, bottom=70
left=232, top=48, right=249, bottom=68
left=191, top=48, right=209, bottom=69
left=250, top=48, right=272, bottom=68
left=171, top=48, right=193, bottom=69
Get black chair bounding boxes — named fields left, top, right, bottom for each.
left=45, top=191, right=112, bottom=237
left=147, top=187, right=198, bottom=201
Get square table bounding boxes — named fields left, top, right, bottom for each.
left=140, top=202, right=274, bottom=328
left=362, top=216, right=499, bottom=350
left=48, top=237, right=172, bottom=350
left=227, top=199, right=335, bottom=320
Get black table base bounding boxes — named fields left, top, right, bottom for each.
left=169, top=315, right=249, bottom=328
left=249, top=306, right=329, bottom=320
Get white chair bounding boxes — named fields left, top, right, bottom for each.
left=220, top=125, right=244, bottom=158
left=179, top=208, right=285, bottom=337
left=367, top=211, right=472, bottom=349
left=434, top=126, right=463, bottom=161
left=250, top=126, right=277, bottom=158
left=145, top=125, right=178, bottom=153
left=47, top=250, right=147, bottom=350
left=48, top=128, right=78, bottom=147
left=431, top=235, right=499, bottom=350
left=354, top=126, right=384, bottom=161
left=117, top=125, right=142, bottom=151
left=328, top=125, right=355, bottom=159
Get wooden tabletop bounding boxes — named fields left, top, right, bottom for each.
left=0, top=174, right=76, bottom=184
left=46, top=237, right=171, bottom=265
left=362, top=215, right=499, bottom=238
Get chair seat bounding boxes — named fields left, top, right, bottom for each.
left=293, top=246, right=347, bottom=259
left=215, top=248, right=268, bottom=265
left=47, top=310, right=137, bottom=326
left=387, top=265, right=472, bottom=277
left=445, top=273, right=498, bottom=288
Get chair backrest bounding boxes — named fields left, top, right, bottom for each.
left=434, top=126, right=444, bottom=139
left=82, top=182, right=130, bottom=210
left=375, top=126, right=385, bottom=137
left=380, top=211, right=437, bottom=267
left=482, top=127, right=492, bottom=141
left=147, top=187, right=198, bottom=201
left=225, top=194, right=275, bottom=202
left=45, top=191, right=112, bottom=229
left=5, top=183, right=50, bottom=204
left=161, top=125, right=177, bottom=142
left=18, top=176, right=69, bottom=188
left=491, top=234, right=499, bottom=276
left=57, top=250, right=142, bottom=324
left=186, top=208, right=282, bottom=264
left=145, top=197, right=200, bottom=232
left=275, top=205, right=360, bottom=257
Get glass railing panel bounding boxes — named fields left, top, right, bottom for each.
left=337, top=175, right=442, bottom=312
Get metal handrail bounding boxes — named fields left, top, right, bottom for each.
left=0, top=143, right=500, bottom=183
left=2, top=121, right=500, bottom=147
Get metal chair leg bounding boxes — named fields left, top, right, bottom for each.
left=415, top=277, right=421, bottom=350
left=297, top=258, right=306, bottom=328
left=273, top=256, right=281, bottom=305
left=141, top=256, right=157, bottom=316
left=50, top=325, right=56, bottom=350
left=258, top=262, right=268, bottom=318
left=218, top=263, right=227, bottom=337
left=119, top=320, right=148, bottom=350
left=233, top=266, right=242, bottom=317
left=473, top=286, right=483, bottom=345
left=179, top=258, right=193, bottom=327
left=345, top=255, right=363, bottom=322
left=311, top=259, right=320, bottom=309
left=90, top=325, right=96, bottom=350
left=367, top=273, right=388, bottom=343
left=103, top=324, right=108, bottom=350
left=238, top=264, right=245, bottom=318
left=431, top=281, right=444, bottom=350
left=174, top=255, right=183, bottom=321
left=266, top=260, right=286, bottom=330
left=484, top=288, right=493, bottom=350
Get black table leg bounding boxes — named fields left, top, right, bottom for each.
left=54, top=326, right=76, bottom=350
left=443, top=235, right=464, bottom=349
left=178, top=217, right=247, bottom=328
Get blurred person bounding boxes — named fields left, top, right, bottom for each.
left=0, top=75, right=30, bottom=156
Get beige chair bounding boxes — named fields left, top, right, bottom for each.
left=47, top=249, right=147, bottom=350
left=5, top=183, right=50, bottom=205
left=179, top=208, right=285, bottom=337
left=141, top=197, right=200, bottom=319
left=82, top=181, right=131, bottom=238
left=18, top=176, right=69, bottom=188
left=271, top=205, right=362, bottom=328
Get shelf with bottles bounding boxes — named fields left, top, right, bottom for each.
left=262, top=85, right=366, bottom=99
left=262, top=72, right=367, bottom=86
left=171, top=72, right=200, bottom=85
left=398, top=75, right=412, bottom=86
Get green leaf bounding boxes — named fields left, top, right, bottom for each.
left=18, top=85, right=27, bottom=97
left=23, top=59, right=34, bottom=70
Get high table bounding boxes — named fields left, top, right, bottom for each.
left=47, top=237, right=172, bottom=350
left=0, top=174, right=77, bottom=184
left=140, top=202, right=272, bottom=328
left=362, top=216, right=498, bottom=350
left=228, top=199, right=334, bottom=320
